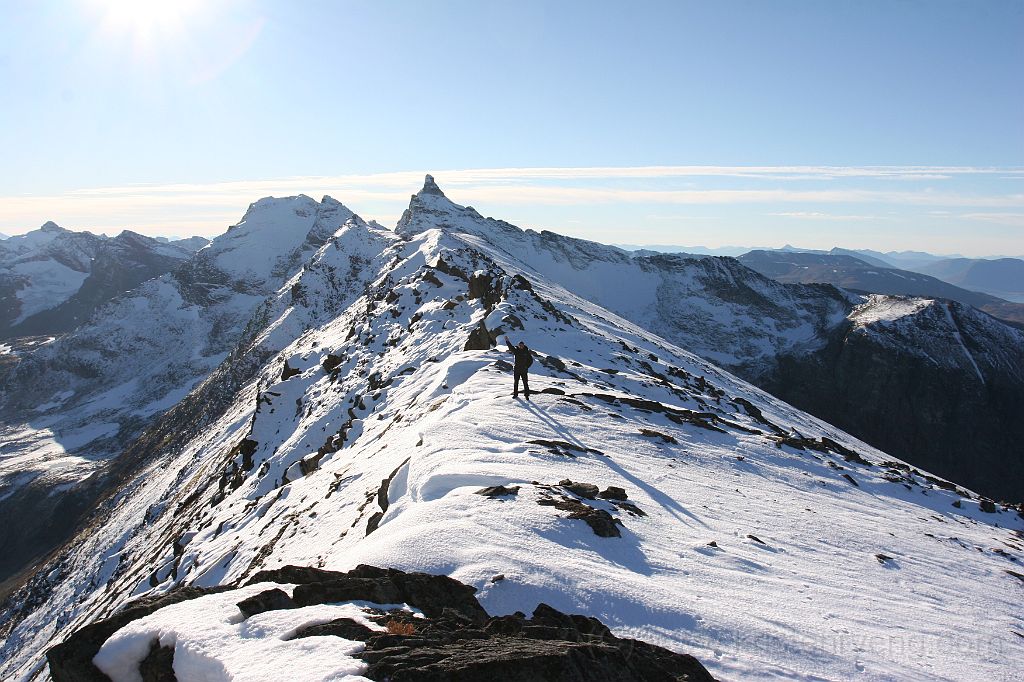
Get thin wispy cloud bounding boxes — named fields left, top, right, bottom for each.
left=959, top=212, right=1024, bottom=227
left=769, top=211, right=894, bottom=221
left=1, top=167, right=1022, bottom=256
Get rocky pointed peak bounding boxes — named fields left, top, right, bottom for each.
left=39, top=221, right=64, bottom=232
left=318, top=195, right=349, bottom=211
left=395, top=175, right=524, bottom=247
left=419, top=174, right=446, bottom=197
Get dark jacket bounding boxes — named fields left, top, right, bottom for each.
left=510, top=345, right=533, bottom=371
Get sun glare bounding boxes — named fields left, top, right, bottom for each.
left=87, top=0, right=205, bottom=46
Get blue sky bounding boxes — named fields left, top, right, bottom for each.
left=1, top=1, right=1022, bottom=255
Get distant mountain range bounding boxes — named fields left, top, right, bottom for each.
left=737, top=250, right=1024, bottom=326
left=0, top=223, right=208, bottom=341
left=621, top=243, right=1024, bottom=300
left=915, top=257, right=1024, bottom=302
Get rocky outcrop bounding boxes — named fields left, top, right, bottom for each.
left=356, top=602, right=715, bottom=681
left=46, top=585, right=232, bottom=682
left=46, top=566, right=716, bottom=682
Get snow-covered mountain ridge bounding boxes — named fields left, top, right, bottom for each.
left=1, top=178, right=1022, bottom=681
left=397, top=178, right=1024, bottom=500
left=0, top=222, right=208, bottom=341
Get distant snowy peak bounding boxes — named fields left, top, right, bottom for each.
left=850, top=294, right=1024, bottom=377
left=0, top=221, right=76, bottom=260
left=205, top=194, right=356, bottom=285
left=849, top=295, right=935, bottom=327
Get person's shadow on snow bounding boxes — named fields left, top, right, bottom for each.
left=521, top=400, right=707, bottom=531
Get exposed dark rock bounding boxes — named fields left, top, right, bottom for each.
left=422, top=270, right=444, bottom=288
left=247, top=565, right=351, bottom=586
left=582, top=393, right=734, bottom=434
left=537, top=494, right=622, bottom=538
left=639, top=428, right=678, bottom=444
left=731, top=397, right=785, bottom=434
left=539, top=387, right=565, bottom=395
left=233, top=438, right=259, bottom=472
left=433, top=256, right=468, bottom=281
left=539, top=355, right=567, bottom=373
left=366, top=511, right=384, bottom=535
left=557, top=479, right=599, bottom=499
left=773, top=434, right=872, bottom=466
left=841, top=473, right=860, bottom=487
left=421, top=174, right=445, bottom=196
left=510, top=274, right=534, bottom=292
left=528, top=440, right=602, bottom=457
left=281, top=360, right=301, bottom=380
left=597, top=486, right=628, bottom=501
left=746, top=535, right=766, bottom=545
left=236, top=588, right=297, bottom=619
left=359, top=602, right=715, bottom=682
left=299, top=451, right=326, bottom=477
left=980, top=499, right=997, bottom=513
left=322, top=353, right=344, bottom=373
left=464, top=321, right=494, bottom=351
left=139, top=640, right=177, bottom=682
left=613, top=501, right=647, bottom=517
left=876, top=554, right=895, bottom=564
left=366, top=458, right=411, bottom=536
left=290, top=565, right=488, bottom=623
left=294, top=617, right=378, bottom=641
left=502, top=313, right=525, bottom=330
left=475, top=485, right=521, bottom=498
left=467, top=273, right=502, bottom=309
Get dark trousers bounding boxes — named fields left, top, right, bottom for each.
left=514, top=368, right=530, bottom=397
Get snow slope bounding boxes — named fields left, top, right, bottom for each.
left=2, top=184, right=1021, bottom=681
left=395, top=180, right=1024, bottom=501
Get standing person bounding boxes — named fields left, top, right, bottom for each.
left=505, top=336, right=533, bottom=400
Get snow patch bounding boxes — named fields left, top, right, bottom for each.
left=92, top=583, right=396, bottom=682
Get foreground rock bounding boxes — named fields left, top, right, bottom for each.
left=47, top=565, right=715, bottom=681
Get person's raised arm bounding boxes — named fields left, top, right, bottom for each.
left=504, top=336, right=515, bottom=351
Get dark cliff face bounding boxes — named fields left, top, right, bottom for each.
left=753, top=304, right=1024, bottom=502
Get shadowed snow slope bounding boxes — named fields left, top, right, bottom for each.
left=2, top=187, right=1021, bottom=682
